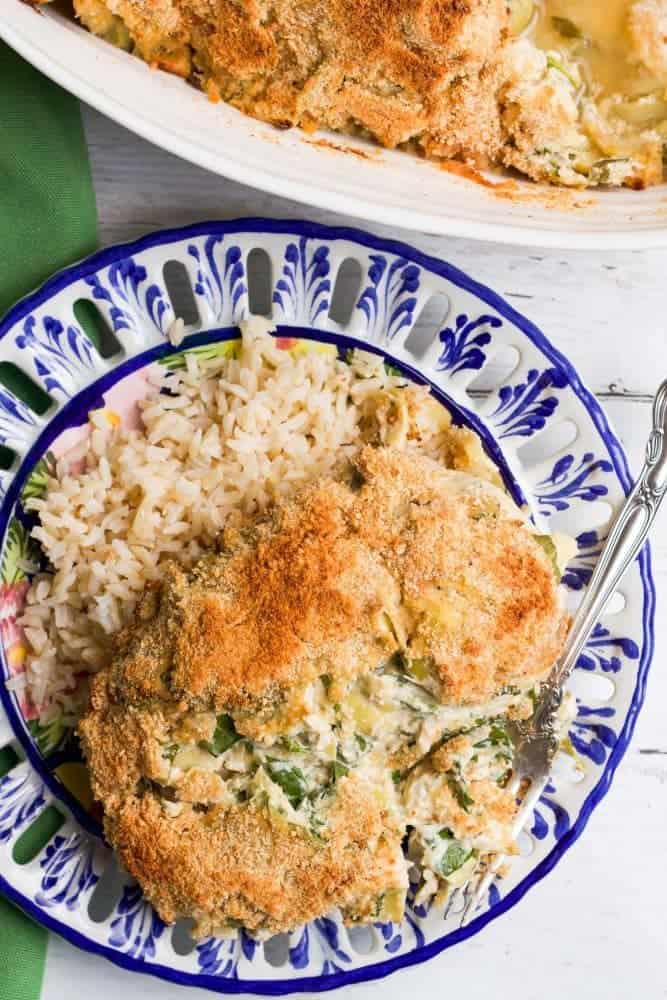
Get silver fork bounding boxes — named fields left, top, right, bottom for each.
left=458, top=377, right=667, bottom=927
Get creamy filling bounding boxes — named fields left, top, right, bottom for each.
left=513, top=0, right=667, bottom=185
left=150, top=660, right=575, bottom=928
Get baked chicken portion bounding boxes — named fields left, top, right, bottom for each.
left=39, top=0, right=667, bottom=187
left=62, top=0, right=511, bottom=163
left=80, top=446, right=569, bottom=937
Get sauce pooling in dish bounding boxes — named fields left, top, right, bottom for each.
left=506, top=0, right=667, bottom=185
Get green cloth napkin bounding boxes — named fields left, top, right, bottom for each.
left=0, top=40, right=97, bottom=1000
left=0, top=41, right=97, bottom=318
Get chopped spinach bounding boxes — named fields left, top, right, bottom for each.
left=332, top=760, right=349, bottom=782
left=497, top=768, right=512, bottom=787
left=446, top=772, right=474, bottom=813
left=474, top=721, right=512, bottom=750
left=266, top=763, right=307, bottom=810
left=589, top=157, right=630, bottom=185
left=546, top=55, right=579, bottom=89
left=309, top=821, right=327, bottom=844
left=393, top=673, right=439, bottom=712
left=439, top=834, right=474, bottom=877
left=349, top=466, right=367, bottom=492
left=355, top=733, right=370, bottom=752
left=199, top=714, right=241, bottom=756
left=280, top=736, right=307, bottom=754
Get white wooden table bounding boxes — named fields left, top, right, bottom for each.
left=41, top=105, right=667, bottom=1000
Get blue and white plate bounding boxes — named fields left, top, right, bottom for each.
left=0, top=221, right=653, bottom=994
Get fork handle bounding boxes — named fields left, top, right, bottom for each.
left=536, top=378, right=667, bottom=723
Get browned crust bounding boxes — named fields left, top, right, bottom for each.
left=80, top=446, right=568, bottom=933
left=72, top=0, right=508, bottom=164
left=351, top=447, right=569, bottom=702
left=103, top=478, right=396, bottom=720
left=106, top=776, right=403, bottom=934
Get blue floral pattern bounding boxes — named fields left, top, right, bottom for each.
left=313, top=917, right=352, bottom=966
left=0, top=384, right=39, bottom=450
left=0, top=770, right=45, bottom=844
left=356, top=255, right=420, bottom=343
left=196, top=921, right=359, bottom=978
left=569, top=703, right=617, bottom=765
left=532, top=781, right=571, bottom=841
left=35, top=830, right=99, bottom=910
left=375, top=921, right=402, bottom=954
left=577, top=623, right=639, bottom=673
left=490, top=367, right=568, bottom=439
left=196, top=936, right=240, bottom=977
left=535, top=452, right=614, bottom=516
left=188, top=236, right=247, bottom=323
left=562, top=530, right=604, bottom=590
left=436, top=312, right=501, bottom=374
left=108, top=884, right=166, bottom=959
left=86, top=258, right=171, bottom=338
left=404, top=912, right=425, bottom=950
left=273, top=238, right=331, bottom=326
left=15, top=315, right=97, bottom=398
left=240, top=930, right=257, bottom=961
left=288, top=926, right=311, bottom=969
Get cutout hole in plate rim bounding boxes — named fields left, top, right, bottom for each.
left=171, top=918, right=197, bottom=956
left=329, top=257, right=362, bottom=327
left=263, top=933, right=290, bottom=967
left=0, top=743, right=21, bottom=778
left=517, top=418, right=579, bottom=468
left=247, top=248, right=273, bottom=318
left=12, top=804, right=65, bottom=865
left=162, top=260, right=200, bottom=330
left=73, top=298, right=124, bottom=360
left=568, top=671, right=615, bottom=703
left=404, top=292, right=449, bottom=360
left=0, top=361, right=53, bottom=416
left=347, top=924, right=377, bottom=955
left=466, top=344, right=521, bottom=396
left=87, top=856, right=126, bottom=924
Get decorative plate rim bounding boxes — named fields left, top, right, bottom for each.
left=0, top=219, right=655, bottom=994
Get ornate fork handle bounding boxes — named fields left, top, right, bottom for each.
left=460, top=380, right=667, bottom=928
left=535, top=379, right=667, bottom=726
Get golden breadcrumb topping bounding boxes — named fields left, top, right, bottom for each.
left=38, top=0, right=667, bottom=187
left=80, top=446, right=568, bottom=936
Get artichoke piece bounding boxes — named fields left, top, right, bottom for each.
left=613, top=96, right=667, bottom=129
